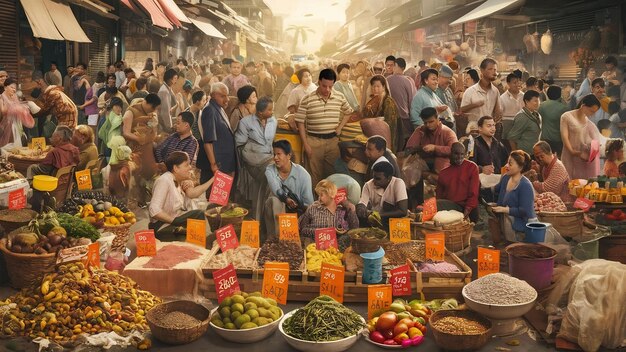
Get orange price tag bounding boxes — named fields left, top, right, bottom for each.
left=422, top=197, right=437, bottom=222
left=75, top=169, right=93, bottom=191
left=368, top=284, right=392, bottom=319
left=425, top=233, right=445, bottom=261
left=135, top=230, right=157, bottom=257
left=31, top=137, right=46, bottom=151
left=240, top=220, right=260, bottom=248
left=262, top=262, right=290, bottom=305
left=85, top=243, right=100, bottom=268
left=186, top=219, right=206, bottom=248
left=278, top=213, right=300, bottom=245
left=389, top=218, right=411, bottom=243
left=477, top=247, right=500, bottom=278
left=320, top=262, right=345, bottom=303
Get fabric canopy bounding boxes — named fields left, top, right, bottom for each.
left=43, top=0, right=91, bottom=43
left=158, top=0, right=190, bottom=24
left=450, top=0, right=524, bottom=25
left=20, top=0, right=64, bottom=41
left=134, top=0, right=174, bottom=29
left=190, top=18, right=226, bottom=39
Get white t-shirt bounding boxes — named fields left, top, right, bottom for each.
left=461, top=82, right=499, bottom=122
left=359, top=177, right=408, bottom=212
left=499, top=90, right=524, bottom=120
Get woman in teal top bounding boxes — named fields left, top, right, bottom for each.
left=333, top=63, right=360, bottom=111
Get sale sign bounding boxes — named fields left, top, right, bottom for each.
left=216, top=224, right=239, bottom=252
left=240, top=220, right=260, bottom=248
left=320, top=262, right=345, bottom=303
left=315, top=227, right=337, bottom=250
left=278, top=213, right=300, bottom=244
left=477, top=247, right=500, bottom=278
left=31, top=137, right=46, bottom=151
left=425, top=233, right=445, bottom=261
left=368, top=284, right=392, bottom=319
left=8, top=189, right=26, bottom=210
left=334, top=188, right=347, bottom=205
left=213, top=264, right=240, bottom=303
left=422, top=197, right=437, bottom=222
left=573, top=197, right=594, bottom=212
left=208, top=171, right=234, bottom=206
left=262, top=262, right=290, bottom=305
left=186, top=219, right=207, bottom=248
left=75, top=169, right=93, bottom=191
left=390, top=264, right=411, bottom=297
left=135, top=230, right=157, bottom=257
left=389, top=218, right=411, bottom=243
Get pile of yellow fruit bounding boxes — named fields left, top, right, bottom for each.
left=79, top=204, right=136, bottom=227
left=305, top=243, right=343, bottom=272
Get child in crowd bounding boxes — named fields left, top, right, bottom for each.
left=604, top=138, right=624, bottom=178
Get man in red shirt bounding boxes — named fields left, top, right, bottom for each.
left=27, top=126, right=80, bottom=180
left=436, top=142, right=480, bottom=222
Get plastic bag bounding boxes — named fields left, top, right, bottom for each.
left=400, top=153, right=428, bottom=188
left=554, top=259, right=626, bottom=351
left=479, top=173, right=501, bottom=189
left=541, top=226, right=572, bottom=264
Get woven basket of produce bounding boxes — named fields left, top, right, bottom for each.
left=385, top=240, right=426, bottom=265
left=429, top=310, right=492, bottom=351
left=103, top=222, right=132, bottom=251
left=0, top=209, right=38, bottom=234
left=538, top=210, right=584, bottom=238
left=205, top=204, right=248, bottom=233
left=146, top=300, right=211, bottom=345
left=0, top=237, right=56, bottom=289
left=413, top=220, right=473, bottom=253
left=347, top=227, right=391, bottom=254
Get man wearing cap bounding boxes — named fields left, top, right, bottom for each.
left=436, top=65, right=459, bottom=117
left=410, top=68, right=453, bottom=129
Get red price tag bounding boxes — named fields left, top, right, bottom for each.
left=573, top=197, right=594, bottom=212
left=390, top=264, right=411, bottom=296
left=208, top=171, right=234, bottom=206
left=425, top=233, right=445, bottom=261
left=8, top=189, right=26, bottom=210
left=212, top=264, right=240, bottom=303
left=334, top=188, right=347, bottom=205
left=422, top=197, right=437, bottom=222
left=477, top=247, right=500, bottom=278
left=135, top=230, right=156, bottom=257
left=215, top=224, right=239, bottom=252
left=320, top=262, right=345, bottom=303
left=315, top=227, right=337, bottom=250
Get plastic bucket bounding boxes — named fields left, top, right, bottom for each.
left=525, top=222, right=550, bottom=243
left=360, top=246, right=385, bottom=284
left=506, top=243, right=557, bottom=291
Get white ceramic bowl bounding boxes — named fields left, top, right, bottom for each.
left=278, top=309, right=364, bottom=352
left=462, top=285, right=537, bottom=320
left=209, top=307, right=283, bottom=343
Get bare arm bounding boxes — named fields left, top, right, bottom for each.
left=460, top=101, right=483, bottom=113
left=122, top=111, right=140, bottom=143
left=185, top=177, right=214, bottom=198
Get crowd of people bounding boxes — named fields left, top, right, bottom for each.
left=0, top=53, right=624, bottom=244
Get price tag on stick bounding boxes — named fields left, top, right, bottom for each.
left=186, top=219, right=207, bottom=248
left=240, top=221, right=260, bottom=248
left=278, top=213, right=300, bottom=245
left=75, top=169, right=93, bottom=191
left=315, top=227, right=337, bottom=250
left=262, top=262, right=290, bottom=305
left=213, top=264, right=240, bottom=303
left=389, top=218, right=411, bottom=243
left=8, top=189, right=26, bottom=210
left=390, top=264, right=411, bottom=297
left=216, top=224, right=239, bottom=252
left=425, top=233, right=445, bottom=261
left=135, top=230, right=157, bottom=257
left=320, top=262, right=345, bottom=303
left=208, top=171, right=234, bottom=206
left=368, top=284, right=392, bottom=319
left=477, top=247, right=500, bottom=278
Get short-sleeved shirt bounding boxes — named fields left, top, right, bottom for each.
left=359, top=177, right=408, bottom=212
left=499, top=90, right=524, bottom=120
left=461, top=82, right=499, bottom=122
left=287, top=84, right=317, bottom=109
left=294, top=89, right=354, bottom=134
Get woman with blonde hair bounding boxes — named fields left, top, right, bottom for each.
left=72, top=125, right=98, bottom=170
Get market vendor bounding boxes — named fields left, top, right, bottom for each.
left=436, top=143, right=480, bottom=222
left=356, top=160, right=408, bottom=229
left=298, top=179, right=359, bottom=243
left=264, top=139, right=314, bottom=237
left=27, top=126, right=79, bottom=180
left=148, top=151, right=214, bottom=241
left=71, top=125, right=98, bottom=170
left=491, top=150, right=537, bottom=243
left=364, top=135, right=401, bottom=181
left=532, top=141, right=571, bottom=201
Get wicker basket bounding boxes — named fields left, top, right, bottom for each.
left=103, top=223, right=132, bottom=251
left=0, top=209, right=37, bottom=234
left=412, top=220, right=473, bottom=253
left=0, top=238, right=56, bottom=289
left=205, top=204, right=248, bottom=233
left=347, top=228, right=391, bottom=254
left=430, top=309, right=492, bottom=351
left=538, top=210, right=584, bottom=238
left=146, top=300, right=211, bottom=345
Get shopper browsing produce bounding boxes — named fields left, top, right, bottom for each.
left=357, top=161, right=408, bottom=229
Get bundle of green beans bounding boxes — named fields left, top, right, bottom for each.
left=283, top=295, right=365, bottom=341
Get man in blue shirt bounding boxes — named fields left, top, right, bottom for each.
left=410, top=69, right=451, bottom=129
left=264, top=140, right=314, bottom=237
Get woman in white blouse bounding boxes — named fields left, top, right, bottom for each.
left=149, top=151, right=213, bottom=241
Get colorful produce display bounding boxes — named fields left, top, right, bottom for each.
left=535, top=192, right=567, bottom=212
left=305, top=243, right=343, bottom=272
left=366, top=299, right=430, bottom=347
left=205, top=245, right=258, bottom=269
left=211, top=292, right=282, bottom=329
left=78, top=203, right=137, bottom=227
left=0, top=262, right=160, bottom=345
left=431, top=316, right=488, bottom=335
left=57, top=191, right=130, bottom=214
left=257, top=239, right=304, bottom=270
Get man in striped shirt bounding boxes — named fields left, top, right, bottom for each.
left=155, top=111, right=199, bottom=168
left=296, top=69, right=355, bottom=186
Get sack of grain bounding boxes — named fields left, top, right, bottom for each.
left=360, top=118, right=391, bottom=147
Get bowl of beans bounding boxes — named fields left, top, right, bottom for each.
left=429, top=310, right=492, bottom=351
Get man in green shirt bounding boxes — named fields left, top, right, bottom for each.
left=506, top=90, right=542, bottom=155
left=538, top=86, right=568, bottom=156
